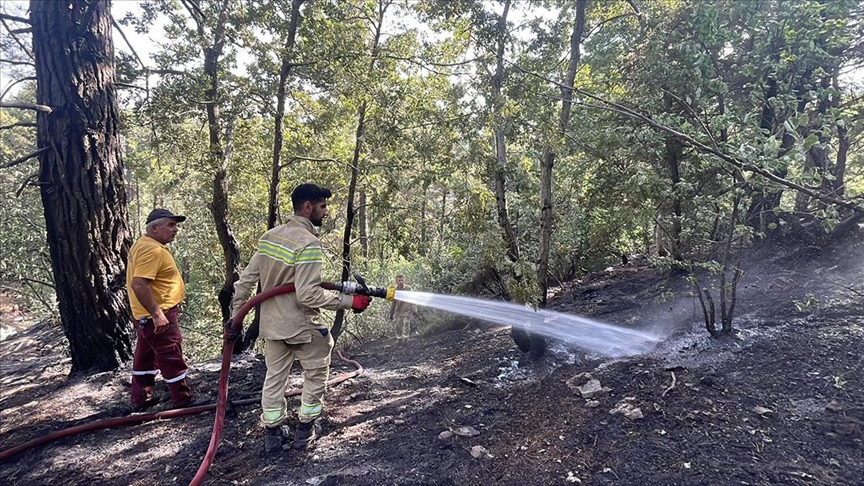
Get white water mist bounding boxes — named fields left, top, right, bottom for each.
left=395, top=291, right=662, bottom=358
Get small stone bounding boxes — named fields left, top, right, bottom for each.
left=585, top=400, right=601, bottom=408
left=752, top=406, right=773, bottom=415
left=825, top=400, right=842, bottom=412
left=577, top=379, right=606, bottom=399
left=609, top=399, right=644, bottom=420
left=470, top=445, right=489, bottom=458
left=438, top=431, right=454, bottom=440
left=565, top=372, right=593, bottom=390
left=394, top=419, right=405, bottom=425
left=565, top=471, right=582, bottom=483
left=453, top=425, right=481, bottom=437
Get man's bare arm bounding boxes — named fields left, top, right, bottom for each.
left=131, top=277, right=169, bottom=332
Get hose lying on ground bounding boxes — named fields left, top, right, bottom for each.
left=0, top=282, right=364, bottom=485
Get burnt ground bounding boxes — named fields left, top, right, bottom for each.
left=1, top=232, right=863, bottom=486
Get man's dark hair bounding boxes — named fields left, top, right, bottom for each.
left=291, top=183, right=332, bottom=210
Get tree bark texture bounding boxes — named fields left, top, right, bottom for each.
left=31, top=0, right=133, bottom=373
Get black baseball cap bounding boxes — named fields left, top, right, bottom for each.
left=146, top=209, right=187, bottom=224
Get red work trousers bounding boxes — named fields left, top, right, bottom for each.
left=130, top=306, right=192, bottom=407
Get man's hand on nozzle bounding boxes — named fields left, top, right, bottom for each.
left=223, top=317, right=240, bottom=341
left=352, top=295, right=372, bottom=313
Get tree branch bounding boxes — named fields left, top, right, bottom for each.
left=506, top=61, right=864, bottom=216
left=0, top=12, right=30, bottom=24
left=2, top=147, right=48, bottom=169
left=0, top=102, right=53, bottom=112
left=15, top=173, right=38, bottom=197
left=112, top=16, right=146, bottom=69
left=278, top=156, right=339, bottom=170
left=1, top=76, right=37, bottom=101
left=0, top=17, right=35, bottom=60
left=0, top=59, right=35, bottom=67
left=0, top=121, right=36, bottom=130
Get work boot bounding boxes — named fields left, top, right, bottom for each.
left=161, top=395, right=210, bottom=412
left=264, top=424, right=291, bottom=456
left=293, top=418, right=323, bottom=450
left=126, top=394, right=164, bottom=415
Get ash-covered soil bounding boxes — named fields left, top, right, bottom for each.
left=1, top=233, right=862, bottom=485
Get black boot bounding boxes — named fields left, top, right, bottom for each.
left=264, top=425, right=291, bottom=456
left=293, top=418, right=323, bottom=450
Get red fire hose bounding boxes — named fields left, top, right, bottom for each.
left=0, top=282, right=365, bottom=486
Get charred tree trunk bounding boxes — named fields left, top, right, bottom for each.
left=190, top=4, right=242, bottom=326
left=359, top=190, right=368, bottom=259
left=831, top=76, right=848, bottom=198
left=487, top=0, right=538, bottom=358
left=662, top=92, right=685, bottom=261
left=332, top=1, right=387, bottom=341
left=246, top=0, right=305, bottom=352
left=538, top=0, right=585, bottom=306
left=331, top=102, right=366, bottom=341
left=267, top=0, right=304, bottom=229
left=31, top=0, right=133, bottom=373
left=491, top=0, right=518, bottom=263
left=834, top=122, right=848, bottom=198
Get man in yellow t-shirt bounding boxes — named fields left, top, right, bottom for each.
left=127, top=209, right=197, bottom=412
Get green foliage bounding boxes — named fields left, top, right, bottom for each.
left=0, top=87, right=55, bottom=319
left=3, top=0, right=863, bottom=357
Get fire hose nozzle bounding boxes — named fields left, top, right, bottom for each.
left=327, top=279, right=396, bottom=301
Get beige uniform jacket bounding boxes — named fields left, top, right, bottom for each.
left=231, top=216, right=353, bottom=340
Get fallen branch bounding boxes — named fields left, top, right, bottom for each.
left=662, top=371, right=677, bottom=397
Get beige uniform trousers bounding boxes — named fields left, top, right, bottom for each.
left=261, top=328, right=334, bottom=427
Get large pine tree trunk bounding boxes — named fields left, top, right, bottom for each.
left=31, top=0, right=133, bottom=373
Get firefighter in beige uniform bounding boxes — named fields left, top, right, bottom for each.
left=231, top=183, right=372, bottom=454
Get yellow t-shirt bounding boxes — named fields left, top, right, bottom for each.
left=126, top=236, right=185, bottom=319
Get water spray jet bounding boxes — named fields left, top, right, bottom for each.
left=393, top=291, right=662, bottom=358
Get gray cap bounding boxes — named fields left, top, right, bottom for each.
left=146, top=209, right=186, bottom=224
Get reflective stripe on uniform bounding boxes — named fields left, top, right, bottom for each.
left=132, top=370, right=159, bottom=376
left=295, top=246, right=323, bottom=265
left=262, top=406, right=287, bottom=425
left=299, top=400, right=322, bottom=420
left=164, top=370, right=188, bottom=383
left=258, top=240, right=297, bottom=266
